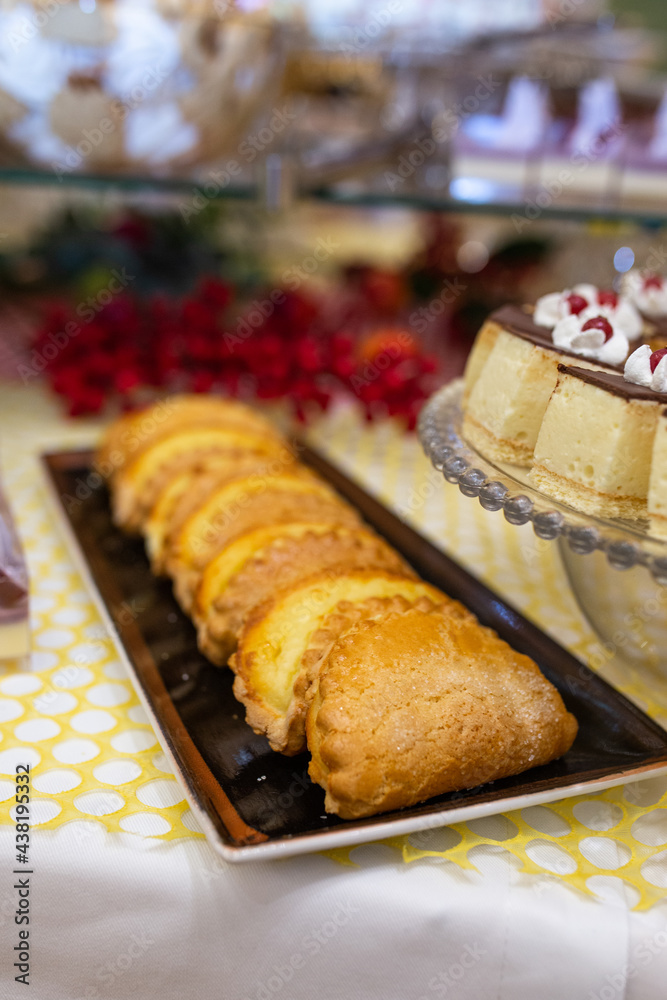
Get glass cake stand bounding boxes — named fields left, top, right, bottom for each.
left=418, top=380, right=667, bottom=674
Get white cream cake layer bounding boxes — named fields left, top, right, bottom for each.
left=532, top=366, right=663, bottom=519
left=648, top=408, right=667, bottom=537
left=463, top=330, right=606, bottom=467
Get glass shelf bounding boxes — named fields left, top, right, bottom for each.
left=2, top=165, right=667, bottom=227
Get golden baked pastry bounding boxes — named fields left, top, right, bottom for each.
left=167, top=476, right=360, bottom=611
left=145, top=454, right=304, bottom=572
left=111, top=427, right=292, bottom=533
left=96, top=394, right=282, bottom=477
left=307, top=606, right=578, bottom=819
left=230, top=571, right=457, bottom=755
left=196, top=524, right=414, bottom=665
left=101, top=393, right=580, bottom=819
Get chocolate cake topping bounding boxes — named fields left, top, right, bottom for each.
left=557, top=364, right=667, bottom=403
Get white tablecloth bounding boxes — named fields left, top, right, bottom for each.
left=2, top=825, right=667, bottom=1000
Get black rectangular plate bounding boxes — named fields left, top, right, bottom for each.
left=41, top=446, right=667, bottom=861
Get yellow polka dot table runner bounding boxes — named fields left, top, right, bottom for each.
left=1, top=384, right=666, bottom=909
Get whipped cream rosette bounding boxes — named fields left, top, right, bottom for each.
left=551, top=310, right=630, bottom=366
left=624, top=344, right=667, bottom=392
left=622, top=271, right=667, bottom=320
left=534, top=284, right=642, bottom=342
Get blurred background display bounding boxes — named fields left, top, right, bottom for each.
left=0, top=0, right=666, bottom=425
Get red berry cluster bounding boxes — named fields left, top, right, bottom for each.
left=348, top=329, right=438, bottom=429
left=32, top=277, right=437, bottom=425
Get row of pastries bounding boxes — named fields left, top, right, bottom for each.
left=98, top=394, right=577, bottom=819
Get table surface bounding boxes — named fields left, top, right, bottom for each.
left=1, top=382, right=667, bottom=1000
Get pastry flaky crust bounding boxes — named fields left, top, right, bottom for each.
left=145, top=456, right=310, bottom=573
left=102, top=392, right=580, bottom=819
left=111, top=428, right=293, bottom=534
left=196, top=525, right=415, bottom=665
left=167, top=482, right=361, bottom=613
left=230, top=571, right=464, bottom=755
left=96, top=394, right=284, bottom=479
left=306, top=607, right=578, bottom=819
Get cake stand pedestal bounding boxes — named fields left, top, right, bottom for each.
left=418, top=380, right=667, bottom=674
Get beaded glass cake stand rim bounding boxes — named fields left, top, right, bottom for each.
left=417, top=379, right=667, bottom=586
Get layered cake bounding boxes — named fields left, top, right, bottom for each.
left=461, top=287, right=667, bottom=527
left=648, top=408, right=667, bottom=536
left=98, top=393, right=579, bottom=817
left=532, top=346, right=667, bottom=518
left=462, top=291, right=638, bottom=466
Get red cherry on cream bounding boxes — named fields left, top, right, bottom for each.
left=650, top=348, right=667, bottom=373
left=581, top=316, right=614, bottom=342
left=565, top=293, right=588, bottom=315
left=597, top=289, right=618, bottom=309
left=644, top=275, right=663, bottom=290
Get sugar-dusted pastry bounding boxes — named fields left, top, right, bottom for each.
left=167, top=476, right=360, bottom=611
left=145, top=454, right=303, bottom=572
left=532, top=357, right=667, bottom=518
left=648, top=407, right=667, bottom=537
left=111, top=427, right=292, bottom=534
left=306, top=605, right=578, bottom=819
left=230, top=571, right=457, bottom=755
left=196, top=524, right=414, bottom=664
left=96, top=394, right=283, bottom=477
left=463, top=302, right=630, bottom=466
